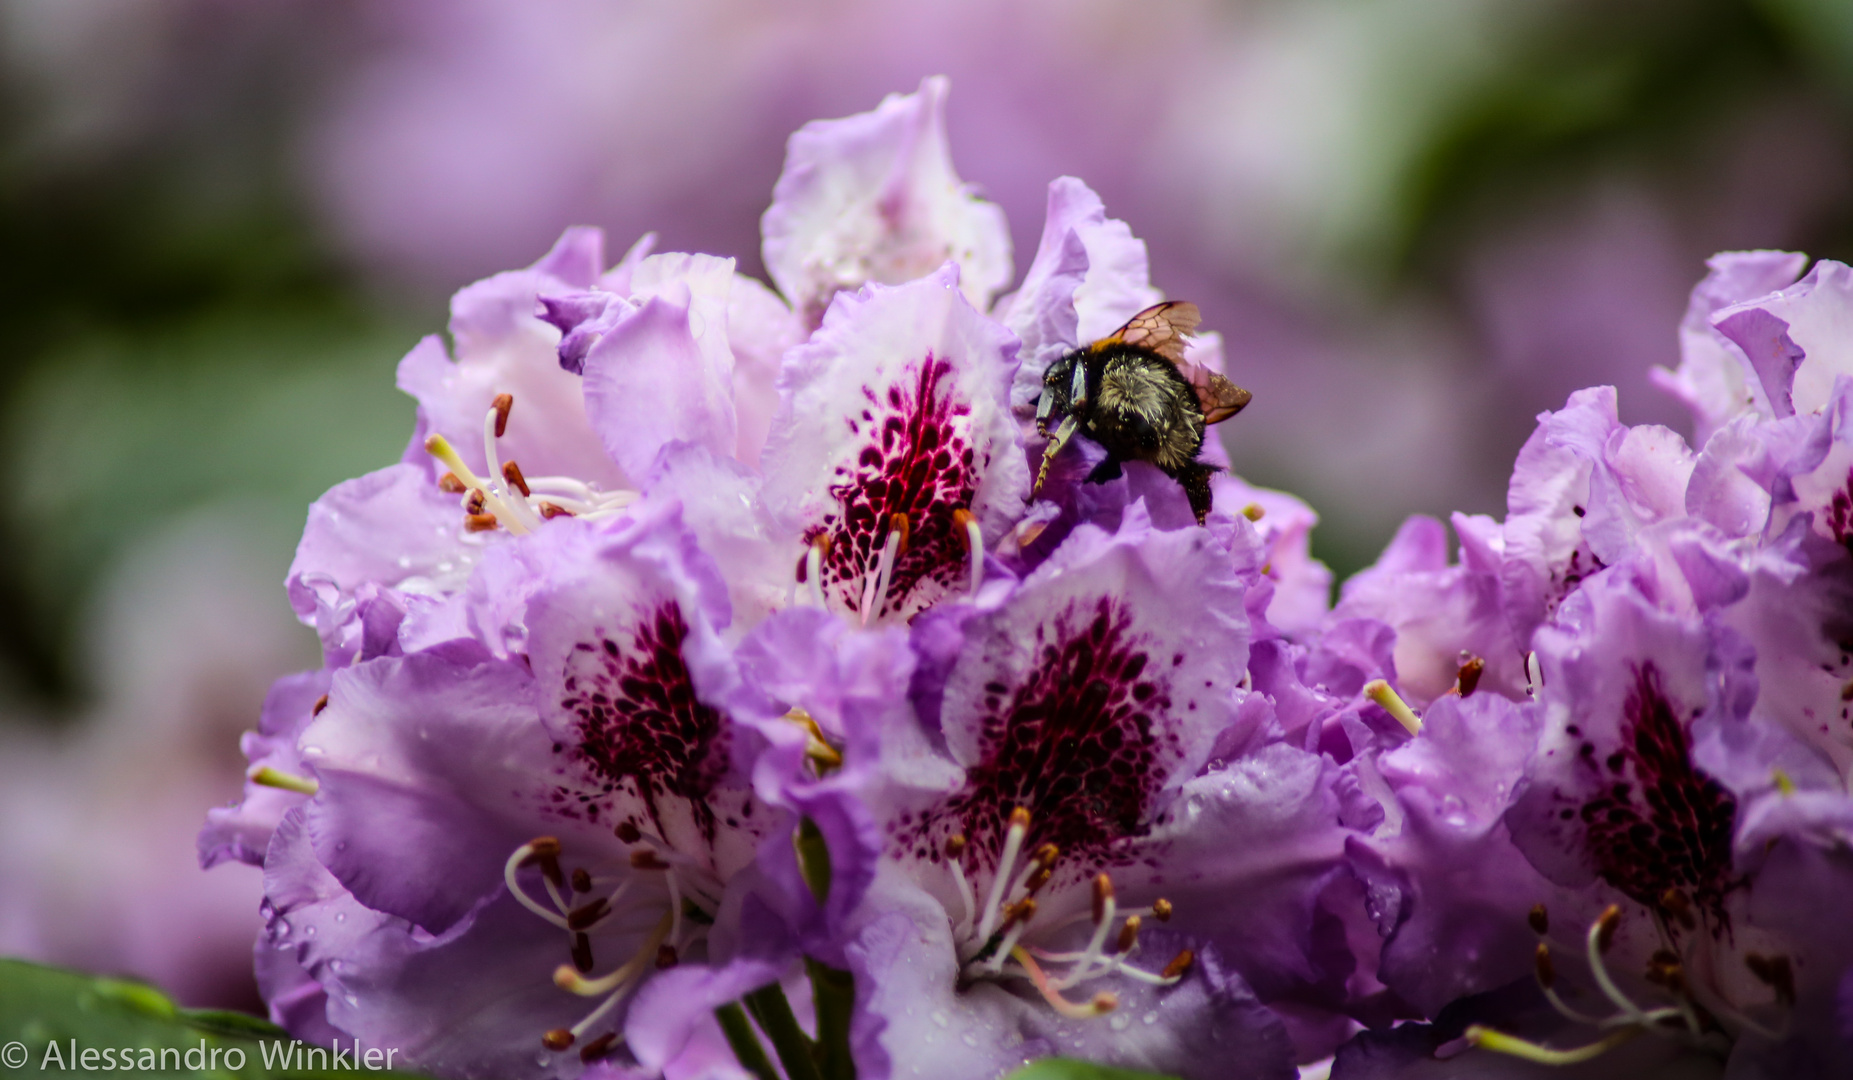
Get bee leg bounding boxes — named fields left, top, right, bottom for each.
left=1173, top=461, right=1217, bottom=525
left=1084, top=456, right=1123, bottom=485
left=1033, top=415, right=1080, bottom=498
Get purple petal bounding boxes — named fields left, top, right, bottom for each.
left=760, top=266, right=1025, bottom=623
left=1651, top=249, right=1807, bottom=442
left=200, top=669, right=332, bottom=869
left=1712, top=258, right=1853, bottom=418
left=761, top=76, right=1011, bottom=327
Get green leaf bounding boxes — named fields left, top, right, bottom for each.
left=0, top=957, right=436, bottom=1078
left=1004, top=1061, right=1184, bottom=1080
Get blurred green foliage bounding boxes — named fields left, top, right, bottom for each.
left=1387, top=0, right=1853, bottom=278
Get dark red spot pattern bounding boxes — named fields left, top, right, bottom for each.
left=556, top=602, right=730, bottom=842
left=1827, top=465, right=1853, bottom=556
left=807, top=355, right=983, bottom=618
left=1576, top=663, right=1737, bottom=923
left=906, top=599, right=1178, bottom=876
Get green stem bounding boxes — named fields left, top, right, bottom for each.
left=714, top=1002, right=781, bottom=1080
left=806, top=958, right=858, bottom=1080
left=745, top=983, right=823, bottom=1080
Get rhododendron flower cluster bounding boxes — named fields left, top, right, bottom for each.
left=204, top=80, right=1853, bottom=1080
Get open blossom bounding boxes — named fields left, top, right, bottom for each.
left=203, top=77, right=1356, bottom=1080
left=1328, top=254, right=1853, bottom=1077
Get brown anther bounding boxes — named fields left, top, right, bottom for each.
left=571, top=933, right=594, bottom=974
left=1025, top=866, right=1053, bottom=895
left=655, top=945, right=679, bottom=969
left=1595, top=904, right=1621, bottom=953
left=539, top=502, right=574, bottom=520
left=795, top=551, right=809, bottom=583
left=1841, top=679, right=1853, bottom=702
left=889, top=512, right=912, bottom=555
left=1090, top=991, right=1118, bottom=1014
left=1457, top=656, right=1485, bottom=697
left=312, top=694, right=329, bottom=717
left=1091, top=873, right=1114, bottom=924
left=1032, top=843, right=1060, bottom=870
left=1001, top=898, right=1037, bottom=932
left=1534, top=942, right=1555, bottom=989
left=465, top=512, right=499, bottom=533
left=1242, top=503, right=1266, bottom=522
left=615, top=821, right=642, bottom=844
left=945, top=834, right=968, bottom=859
left=1114, top=915, right=1141, bottom=955
left=952, top=507, right=977, bottom=549
left=570, top=867, right=592, bottom=894
left=523, top=837, right=565, bottom=888
left=1151, top=898, right=1173, bottom=922
left=566, top=897, right=610, bottom=931
left=1008, top=806, right=1031, bottom=831
left=492, top=393, right=513, bottom=438
left=438, top=472, right=467, bottom=494
left=463, top=488, right=486, bottom=515
left=630, top=849, right=669, bottom=871
left=1161, top=949, right=1195, bottom=980
left=502, top=460, right=531, bottom=497
left=541, top=1029, right=575, bottom=1052
left=577, top=1032, right=617, bottom=1063
left=1527, top=903, right=1548, bottom=936
left=1659, top=887, right=1695, bottom=930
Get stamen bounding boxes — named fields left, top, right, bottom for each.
left=863, top=515, right=907, bottom=624
left=577, top=1034, right=618, bottom=1064
left=571, top=868, right=592, bottom=894
left=1151, top=898, right=1172, bottom=923
left=1363, top=679, right=1422, bottom=736
left=524, top=837, right=565, bottom=888
left=539, top=502, right=574, bottom=519
left=805, top=537, right=829, bottom=608
left=1528, top=903, right=1549, bottom=935
left=491, top=393, right=513, bottom=438
left=1658, top=888, right=1695, bottom=930
left=566, top=897, right=610, bottom=931
left=503, top=843, right=570, bottom=930
left=465, top=512, right=499, bottom=533
left=503, top=460, right=532, bottom=497
left=630, top=849, right=670, bottom=871
left=1465, top=1025, right=1638, bottom=1066
left=784, top=708, right=843, bottom=770
left=1091, top=873, right=1113, bottom=925
left=1585, top=905, right=1650, bottom=1025
left=1525, top=651, right=1543, bottom=698
left=541, top=1029, right=574, bottom=1052
left=1011, top=947, right=1116, bottom=1019
left=463, top=489, right=486, bottom=515
left=615, top=821, right=643, bottom=845
left=1457, top=656, right=1485, bottom=697
left=982, top=900, right=1038, bottom=974
left=977, top=808, right=1032, bottom=943
left=1114, top=916, right=1141, bottom=955
left=438, top=472, right=467, bottom=494
left=312, top=694, right=329, bottom=716
left=953, top=507, right=983, bottom=595
left=1160, top=949, right=1194, bottom=980
left=247, top=766, right=318, bottom=795
left=571, top=933, right=594, bottom=974
left=1242, top=503, right=1265, bottom=522
left=1534, top=942, right=1555, bottom=989
left=946, top=835, right=976, bottom=930
left=554, top=912, right=672, bottom=997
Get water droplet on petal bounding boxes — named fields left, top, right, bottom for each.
left=931, top=1011, right=949, bottom=1029
left=1142, top=1011, right=1158, bottom=1025
left=1110, top=1014, right=1131, bottom=1031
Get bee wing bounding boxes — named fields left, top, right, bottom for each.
left=1181, top=365, right=1252, bottom=425
left=1102, top=301, right=1201, bottom=364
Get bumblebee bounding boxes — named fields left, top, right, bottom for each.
left=1033, top=301, right=1251, bottom=524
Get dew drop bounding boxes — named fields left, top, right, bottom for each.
left=931, top=1011, right=949, bottom=1029
left=1109, top=1014, right=1131, bottom=1032
left=335, top=913, right=346, bottom=923
left=1142, top=1011, right=1158, bottom=1025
